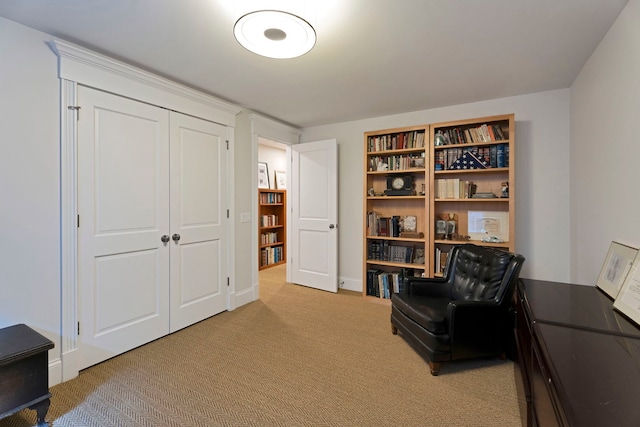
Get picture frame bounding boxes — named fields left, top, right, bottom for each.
left=258, top=162, right=270, bottom=189
left=467, top=210, right=509, bottom=242
left=613, top=252, right=640, bottom=327
left=596, top=241, right=638, bottom=298
left=274, top=170, right=286, bottom=190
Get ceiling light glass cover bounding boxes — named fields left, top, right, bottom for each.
left=234, top=10, right=316, bottom=59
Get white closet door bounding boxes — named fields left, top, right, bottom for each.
left=169, top=112, right=228, bottom=332
left=77, top=86, right=171, bottom=369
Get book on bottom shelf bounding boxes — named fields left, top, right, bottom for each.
left=434, top=247, right=451, bottom=275
left=261, top=245, right=283, bottom=266
left=366, top=268, right=417, bottom=299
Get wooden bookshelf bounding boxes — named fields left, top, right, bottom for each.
left=259, top=189, right=286, bottom=270
left=429, top=114, right=515, bottom=277
left=363, top=125, right=429, bottom=301
left=362, top=114, right=516, bottom=295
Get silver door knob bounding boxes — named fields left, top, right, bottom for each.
left=172, top=233, right=181, bottom=242
left=161, top=235, right=170, bottom=243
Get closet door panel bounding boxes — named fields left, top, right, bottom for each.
left=169, top=112, right=228, bottom=332
left=77, top=86, right=170, bottom=370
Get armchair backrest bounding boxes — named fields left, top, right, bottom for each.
left=446, top=244, right=524, bottom=304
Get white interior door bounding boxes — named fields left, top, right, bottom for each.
left=169, top=112, right=228, bottom=332
left=289, top=139, right=338, bottom=292
left=77, top=86, right=170, bottom=369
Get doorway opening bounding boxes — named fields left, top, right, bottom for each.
left=258, top=137, right=289, bottom=283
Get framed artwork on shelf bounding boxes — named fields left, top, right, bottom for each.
left=275, top=170, right=286, bottom=189
left=468, top=210, right=509, bottom=242
left=596, top=241, right=638, bottom=298
left=613, top=252, right=640, bottom=327
left=258, top=162, right=270, bottom=189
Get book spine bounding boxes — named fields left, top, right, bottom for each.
left=497, top=144, right=506, bottom=168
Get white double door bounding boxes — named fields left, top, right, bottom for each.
left=78, top=86, right=228, bottom=369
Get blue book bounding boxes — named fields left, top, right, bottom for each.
left=497, top=144, right=506, bottom=168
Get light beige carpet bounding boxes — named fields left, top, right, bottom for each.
left=1, top=264, right=522, bottom=426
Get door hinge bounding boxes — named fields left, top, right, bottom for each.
left=77, top=214, right=80, bottom=228
left=77, top=321, right=80, bottom=336
left=227, top=277, right=230, bottom=287
left=68, top=105, right=81, bottom=120
left=227, top=209, right=229, bottom=218
left=226, top=140, right=229, bottom=150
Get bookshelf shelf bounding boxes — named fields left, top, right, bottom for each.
left=366, top=235, right=425, bottom=243
left=258, top=189, right=286, bottom=271
left=366, top=259, right=426, bottom=269
left=434, top=198, right=509, bottom=202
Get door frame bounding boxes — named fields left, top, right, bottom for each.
left=55, top=40, right=240, bottom=383
left=248, top=114, right=301, bottom=300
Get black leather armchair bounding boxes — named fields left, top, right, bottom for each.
left=391, top=244, right=525, bottom=375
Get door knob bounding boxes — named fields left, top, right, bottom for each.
left=161, top=235, right=170, bottom=243
left=172, top=233, right=181, bottom=242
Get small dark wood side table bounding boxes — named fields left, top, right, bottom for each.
left=0, top=324, right=55, bottom=426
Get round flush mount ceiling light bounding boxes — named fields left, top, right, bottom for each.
left=234, top=10, right=316, bottom=59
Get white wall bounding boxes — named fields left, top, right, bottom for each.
left=570, top=0, right=640, bottom=285
left=258, top=141, right=287, bottom=190
left=0, top=17, right=62, bottom=378
left=302, top=90, right=571, bottom=290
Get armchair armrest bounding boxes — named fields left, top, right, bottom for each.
left=404, top=276, right=450, bottom=297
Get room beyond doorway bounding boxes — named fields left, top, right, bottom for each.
left=258, top=138, right=288, bottom=271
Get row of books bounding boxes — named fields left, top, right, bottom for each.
left=435, top=144, right=509, bottom=170
left=260, top=214, right=280, bottom=227
left=261, top=246, right=284, bottom=266
left=366, top=268, right=416, bottom=298
left=435, top=123, right=506, bottom=146
left=367, top=153, right=425, bottom=172
left=260, top=231, right=281, bottom=245
left=368, top=240, right=416, bottom=264
left=367, top=131, right=426, bottom=152
left=434, top=179, right=477, bottom=199
left=259, top=192, right=284, bottom=204
left=366, top=213, right=401, bottom=237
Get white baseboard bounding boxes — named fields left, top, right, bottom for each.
left=49, top=357, right=63, bottom=386
left=232, top=286, right=256, bottom=310
left=339, top=275, right=362, bottom=293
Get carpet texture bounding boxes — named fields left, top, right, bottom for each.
left=1, top=265, right=522, bottom=426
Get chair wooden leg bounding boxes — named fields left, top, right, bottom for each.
left=391, top=324, right=398, bottom=335
left=429, top=361, right=440, bottom=376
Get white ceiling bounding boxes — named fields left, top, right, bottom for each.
left=0, top=0, right=629, bottom=128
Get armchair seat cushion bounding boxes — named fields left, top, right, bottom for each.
left=391, top=293, right=449, bottom=334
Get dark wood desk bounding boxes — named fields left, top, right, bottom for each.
left=515, top=279, right=640, bottom=427
left=0, top=324, right=54, bottom=426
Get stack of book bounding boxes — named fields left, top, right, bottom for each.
left=367, top=131, right=426, bottom=152
left=260, top=214, right=279, bottom=227
left=366, top=269, right=416, bottom=298
left=367, top=240, right=415, bottom=264
left=261, top=246, right=283, bottom=266
left=366, top=213, right=401, bottom=237
left=434, top=179, right=476, bottom=199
